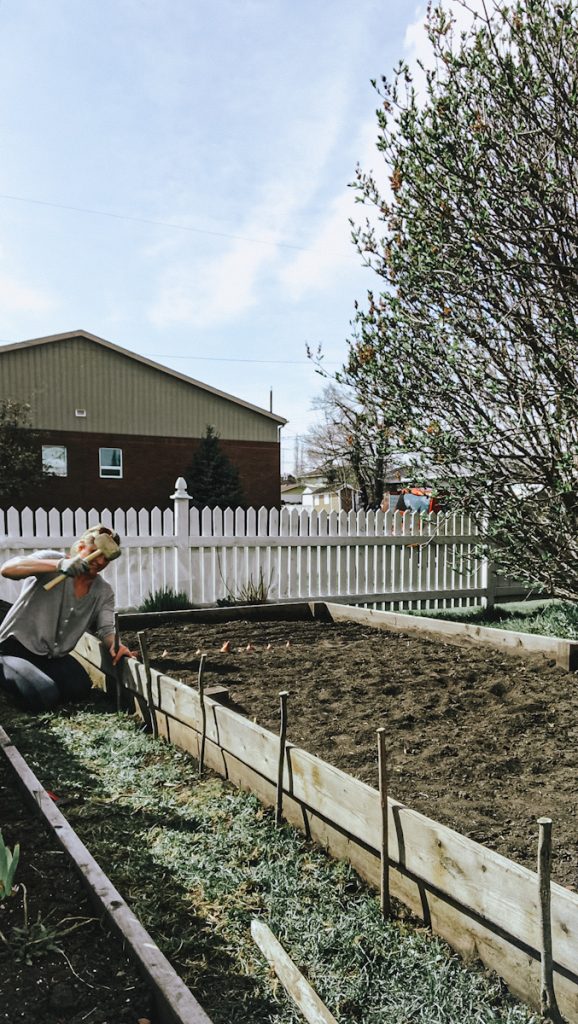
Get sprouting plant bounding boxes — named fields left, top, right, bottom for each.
left=0, top=831, right=20, bottom=900
left=217, top=566, right=273, bottom=606
left=235, top=569, right=272, bottom=604
left=0, top=832, right=94, bottom=965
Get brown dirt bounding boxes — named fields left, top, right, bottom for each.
left=0, top=750, right=154, bottom=1024
left=125, top=616, right=578, bottom=890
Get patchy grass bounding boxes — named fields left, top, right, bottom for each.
left=3, top=700, right=541, bottom=1024
left=410, top=599, right=578, bottom=639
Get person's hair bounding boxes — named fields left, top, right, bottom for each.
left=71, top=524, right=121, bottom=555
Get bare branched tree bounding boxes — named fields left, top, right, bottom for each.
left=302, top=384, right=394, bottom=508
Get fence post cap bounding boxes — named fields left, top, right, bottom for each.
left=171, top=477, right=191, bottom=500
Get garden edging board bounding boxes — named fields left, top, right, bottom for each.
left=75, top=603, right=578, bottom=1023
left=0, top=724, right=214, bottom=1024
left=323, top=601, right=578, bottom=671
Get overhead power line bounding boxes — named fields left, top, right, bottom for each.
left=0, top=337, right=338, bottom=368
left=145, top=353, right=337, bottom=366
left=0, top=191, right=357, bottom=259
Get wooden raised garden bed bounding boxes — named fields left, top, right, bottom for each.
left=71, top=600, right=578, bottom=1023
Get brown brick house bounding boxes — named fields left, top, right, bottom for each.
left=0, top=330, right=286, bottom=510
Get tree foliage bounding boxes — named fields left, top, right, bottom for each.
left=337, top=0, right=578, bottom=598
left=185, top=425, right=245, bottom=509
left=0, top=400, right=45, bottom=503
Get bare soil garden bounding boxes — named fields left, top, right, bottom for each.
left=125, top=615, right=578, bottom=889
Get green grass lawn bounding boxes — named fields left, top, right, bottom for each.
left=411, top=599, right=578, bottom=640
left=1, top=699, right=542, bottom=1024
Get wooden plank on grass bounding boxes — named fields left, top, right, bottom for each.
left=251, top=920, right=338, bottom=1024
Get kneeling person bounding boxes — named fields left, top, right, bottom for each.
left=0, top=524, right=133, bottom=711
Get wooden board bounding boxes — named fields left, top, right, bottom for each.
left=251, top=920, right=338, bottom=1024
left=151, top=705, right=578, bottom=1020
left=0, top=725, right=214, bottom=1024
left=324, top=601, right=578, bottom=670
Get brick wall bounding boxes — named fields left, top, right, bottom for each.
left=5, top=430, right=281, bottom=511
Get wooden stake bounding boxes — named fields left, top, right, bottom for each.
left=197, top=654, right=207, bottom=777
left=276, top=691, right=289, bottom=827
left=114, top=612, right=123, bottom=713
left=377, top=727, right=390, bottom=917
left=537, top=817, right=563, bottom=1023
left=251, top=920, right=338, bottom=1024
left=137, top=631, right=158, bottom=740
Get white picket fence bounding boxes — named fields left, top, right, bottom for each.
left=0, top=478, right=492, bottom=611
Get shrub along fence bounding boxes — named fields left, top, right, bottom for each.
left=0, top=478, right=524, bottom=610
left=74, top=601, right=578, bottom=1024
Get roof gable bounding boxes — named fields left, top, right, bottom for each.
left=1, top=329, right=287, bottom=426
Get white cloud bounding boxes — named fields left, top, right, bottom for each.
left=147, top=71, right=355, bottom=330
left=276, top=117, right=382, bottom=302
left=275, top=1, right=489, bottom=306
left=0, top=274, right=57, bottom=315
left=149, top=235, right=276, bottom=328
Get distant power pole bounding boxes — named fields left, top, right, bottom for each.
left=293, top=435, right=303, bottom=478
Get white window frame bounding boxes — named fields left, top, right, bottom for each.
left=42, top=445, right=68, bottom=477
left=99, top=447, right=123, bottom=479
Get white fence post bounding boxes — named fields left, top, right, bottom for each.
left=171, top=477, right=191, bottom=597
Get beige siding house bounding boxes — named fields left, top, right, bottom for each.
left=0, top=330, right=286, bottom=509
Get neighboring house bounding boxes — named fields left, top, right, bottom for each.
left=281, top=472, right=358, bottom=513
left=302, top=482, right=357, bottom=513
left=280, top=481, right=308, bottom=506
left=281, top=463, right=423, bottom=513
left=0, top=330, right=287, bottom=510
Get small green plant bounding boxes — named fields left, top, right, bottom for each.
left=138, top=588, right=193, bottom=613
left=0, top=831, right=19, bottom=900
left=217, top=568, right=272, bottom=607
left=6, top=910, right=62, bottom=963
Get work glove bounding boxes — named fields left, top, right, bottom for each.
left=57, top=555, right=91, bottom=577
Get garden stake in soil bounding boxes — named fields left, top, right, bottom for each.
left=377, top=726, right=390, bottom=917
left=197, top=654, right=207, bottom=776
left=251, top=919, right=338, bottom=1024
left=137, top=630, right=158, bottom=740
left=276, top=690, right=289, bottom=827
left=114, top=612, right=123, bottom=713
left=537, top=817, right=563, bottom=1024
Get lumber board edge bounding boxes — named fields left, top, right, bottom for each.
left=0, top=725, right=214, bottom=1024
left=324, top=602, right=575, bottom=669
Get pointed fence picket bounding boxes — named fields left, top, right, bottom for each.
left=0, top=481, right=506, bottom=610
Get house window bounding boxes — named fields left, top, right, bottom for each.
left=99, top=447, right=123, bottom=478
left=42, top=445, right=67, bottom=477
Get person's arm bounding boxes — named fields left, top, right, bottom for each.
left=1, top=553, right=62, bottom=579
left=93, top=590, right=136, bottom=664
left=103, top=633, right=137, bottom=666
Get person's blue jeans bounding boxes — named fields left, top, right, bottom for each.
left=0, top=637, right=91, bottom=712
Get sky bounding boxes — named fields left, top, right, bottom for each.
left=0, top=0, right=436, bottom=473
